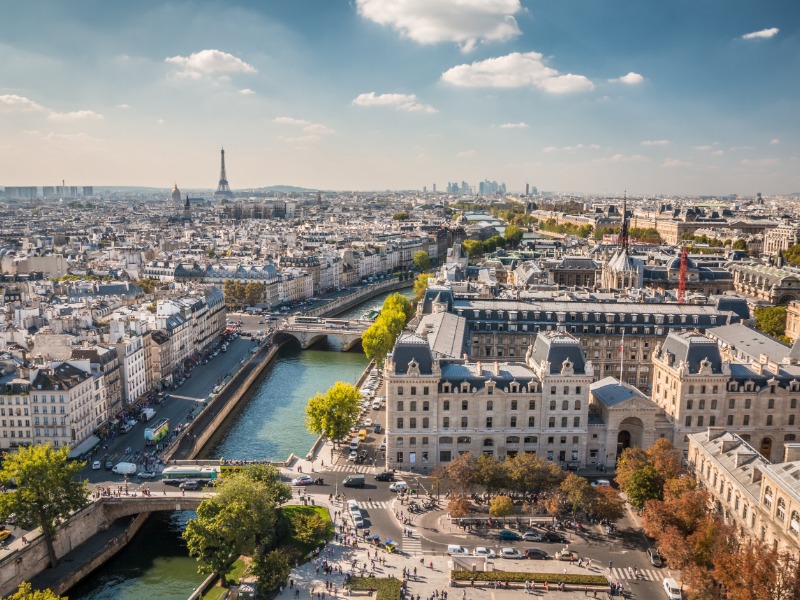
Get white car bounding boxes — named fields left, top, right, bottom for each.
left=500, top=548, right=523, bottom=559
left=447, top=545, right=469, bottom=555
left=522, top=530, right=545, bottom=542
left=389, top=481, right=408, bottom=492
left=591, top=479, right=612, bottom=488
left=348, top=451, right=358, bottom=461
left=92, top=460, right=101, bottom=470
left=379, top=437, right=387, bottom=451
left=372, top=400, right=381, bottom=410
left=365, top=419, right=373, bottom=427
left=473, top=547, right=496, bottom=558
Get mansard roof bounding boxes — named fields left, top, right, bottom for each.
left=530, top=331, right=586, bottom=375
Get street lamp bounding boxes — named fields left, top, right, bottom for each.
left=124, top=475, right=129, bottom=495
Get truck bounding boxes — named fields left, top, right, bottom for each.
left=112, top=462, right=137, bottom=475
left=144, top=418, right=170, bottom=446
left=141, top=408, right=156, bottom=422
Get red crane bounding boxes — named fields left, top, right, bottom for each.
left=677, top=246, right=689, bottom=304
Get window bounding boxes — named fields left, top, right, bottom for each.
left=422, top=401, right=429, bottom=411
left=510, top=417, right=517, bottom=427
left=743, top=415, right=750, bottom=426
left=506, top=436, right=520, bottom=444
left=768, top=398, right=775, bottom=409
left=548, top=417, right=556, bottom=428
left=576, top=386, right=581, bottom=395
left=487, top=401, right=494, bottom=411
left=511, top=400, right=518, bottom=410
left=440, top=436, right=453, bottom=444
left=396, top=452, right=404, bottom=463
left=422, top=417, right=429, bottom=429
left=791, top=415, right=796, bottom=426
left=563, top=386, right=569, bottom=395
left=551, top=386, right=556, bottom=395
left=529, top=400, right=536, bottom=410
left=561, top=417, right=568, bottom=427
left=483, top=439, right=494, bottom=447
left=792, top=399, right=798, bottom=409
left=397, top=418, right=404, bottom=428
left=574, top=400, right=581, bottom=410
left=410, top=401, right=417, bottom=412
left=524, top=436, right=538, bottom=444
left=709, top=416, right=716, bottom=426
left=791, top=511, right=800, bottom=536
left=550, top=400, right=556, bottom=410
left=397, top=401, right=404, bottom=411
left=687, top=400, right=693, bottom=410
left=410, top=386, right=417, bottom=395
left=409, top=437, right=417, bottom=446
left=439, top=450, right=452, bottom=462
left=462, top=400, right=469, bottom=410
left=767, top=415, right=773, bottom=426
left=485, top=417, right=493, bottom=428
left=729, top=399, right=736, bottom=409
left=745, top=399, right=752, bottom=409
left=685, top=416, right=692, bottom=427
left=457, top=436, right=471, bottom=444
left=699, top=400, right=705, bottom=410
left=560, top=437, right=567, bottom=444
left=764, top=488, right=773, bottom=508
left=574, top=417, right=580, bottom=427
left=443, top=417, right=450, bottom=428
left=562, top=400, right=569, bottom=410
left=777, top=498, right=786, bottom=521
left=423, top=386, right=429, bottom=395
left=689, top=385, right=694, bottom=394
left=443, top=400, right=450, bottom=410
left=528, top=417, right=535, bottom=427
left=697, top=416, right=704, bottom=427
left=409, top=418, right=416, bottom=428
left=711, top=399, right=717, bottom=410
left=461, top=417, right=468, bottom=428
left=398, top=386, right=404, bottom=395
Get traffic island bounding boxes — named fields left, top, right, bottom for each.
left=450, top=569, right=609, bottom=591
left=347, top=576, right=403, bottom=600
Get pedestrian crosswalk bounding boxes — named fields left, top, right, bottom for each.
left=401, top=533, right=421, bottom=554
left=328, top=463, right=378, bottom=473
left=609, top=567, right=663, bottom=582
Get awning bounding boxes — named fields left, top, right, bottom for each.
left=68, top=435, right=101, bottom=459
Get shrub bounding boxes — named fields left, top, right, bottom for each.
left=348, top=577, right=403, bottom=600
left=451, top=570, right=608, bottom=587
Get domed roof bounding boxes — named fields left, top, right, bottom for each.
left=667, top=255, right=696, bottom=270
left=171, top=183, right=181, bottom=203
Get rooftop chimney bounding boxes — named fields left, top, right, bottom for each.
left=784, top=443, right=800, bottom=463
left=706, top=427, right=726, bottom=441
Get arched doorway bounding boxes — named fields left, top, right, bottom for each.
left=760, top=437, right=773, bottom=461
left=617, top=416, right=645, bottom=455
left=617, top=430, right=632, bottom=455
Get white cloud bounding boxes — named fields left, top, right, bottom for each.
left=711, top=150, right=725, bottom=156
left=239, top=88, right=256, bottom=95
left=116, top=103, right=131, bottom=109
left=165, top=49, right=256, bottom=78
left=499, top=122, right=528, bottom=129
left=608, top=153, right=646, bottom=162
left=441, top=52, right=593, bottom=94
left=355, top=0, right=523, bottom=52
left=741, top=157, right=779, bottom=166
left=0, top=94, right=45, bottom=112
left=157, top=119, right=165, bottom=125
left=662, top=158, right=693, bottom=168
left=770, top=138, right=781, bottom=145
left=456, top=150, right=476, bottom=158
left=23, top=130, right=100, bottom=145
left=610, top=72, right=644, bottom=85
left=274, top=116, right=335, bottom=140
left=694, top=145, right=713, bottom=151
left=352, top=92, right=437, bottom=113
left=542, top=146, right=558, bottom=153
left=48, top=110, right=104, bottom=121
left=742, top=27, right=779, bottom=40
left=640, top=139, right=669, bottom=146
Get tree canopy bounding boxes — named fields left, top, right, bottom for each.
left=413, top=273, right=434, bottom=301
left=4, top=583, right=66, bottom=600
left=504, top=224, right=523, bottom=247
left=754, top=305, right=788, bottom=340
left=304, top=381, right=362, bottom=445
left=412, top=250, right=431, bottom=271
left=361, top=293, right=412, bottom=364
left=0, top=444, right=88, bottom=568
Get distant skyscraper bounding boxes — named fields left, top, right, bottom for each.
left=526, top=183, right=529, bottom=196
left=214, top=147, right=233, bottom=198
left=432, top=183, right=436, bottom=193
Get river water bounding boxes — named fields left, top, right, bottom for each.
left=72, top=288, right=410, bottom=600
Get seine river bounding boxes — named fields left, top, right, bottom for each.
left=71, top=289, right=408, bottom=600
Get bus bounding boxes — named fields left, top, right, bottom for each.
left=325, top=319, right=349, bottom=329
left=162, top=465, right=220, bottom=484
left=144, top=418, right=169, bottom=446
left=295, top=316, right=321, bottom=324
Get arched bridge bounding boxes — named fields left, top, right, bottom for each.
left=97, top=492, right=205, bottom=525
left=275, top=317, right=371, bottom=351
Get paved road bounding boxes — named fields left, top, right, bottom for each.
left=80, top=336, right=257, bottom=485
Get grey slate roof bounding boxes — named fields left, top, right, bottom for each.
left=590, top=376, right=648, bottom=407
left=530, top=331, right=586, bottom=374
left=660, top=331, right=723, bottom=374
left=391, top=334, right=434, bottom=375
left=415, top=312, right=467, bottom=359
left=707, top=323, right=790, bottom=365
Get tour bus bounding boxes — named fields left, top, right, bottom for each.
left=295, top=316, right=321, bottom=324
left=162, top=465, right=220, bottom=484
left=144, top=418, right=170, bottom=446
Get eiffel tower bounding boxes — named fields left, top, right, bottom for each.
left=214, top=147, right=233, bottom=198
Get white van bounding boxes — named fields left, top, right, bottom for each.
left=389, top=481, right=408, bottom=492
left=447, top=544, right=469, bottom=556
left=663, top=577, right=681, bottom=600
left=351, top=510, right=364, bottom=528
left=112, top=462, right=137, bottom=475
left=349, top=437, right=360, bottom=451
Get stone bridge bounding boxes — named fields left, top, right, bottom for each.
left=275, top=318, right=371, bottom=350
left=97, top=493, right=204, bottom=525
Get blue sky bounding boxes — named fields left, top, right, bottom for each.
left=0, top=0, right=797, bottom=195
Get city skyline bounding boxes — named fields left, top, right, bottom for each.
left=0, top=0, right=797, bottom=195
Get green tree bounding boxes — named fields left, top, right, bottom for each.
left=0, top=444, right=88, bottom=568
left=361, top=320, right=394, bottom=364
left=413, top=250, right=431, bottom=271
left=754, top=306, right=787, bottom=340
left=392, top=212, right=410, bottom=221
left=4, top=583, right=66, bottom=600
left=560, top=472, right=594, bottom=516
left=383, top=293, right=413, bottom=323
left=506, top=453, right=565, bottom=495
left=289, top=512, right=328, bottom=545
left=233, top=281, right=247, bottom=307
left=625, top=465, right=664, bottom=510
left=732, top=239, right=748, bottom=251
left=474, top=454, right=508, bottom=492
left=489, top=495, right=515, bottom=523
left=304, top=381, right=362, bottom=446
left=245, top=282, right=265, bottom=306
left=223, top=279, right=237, bottom=309
left=461, top=239, right=484, bottom=257
left=252, top=549, right=292, bottom=593
left=785, top=243, right=800, bottom=267
left=413, top=273, right=434, bottom=301
left=504, top=224, right=523, bottom=247
left=590, top=486, right=626, bottom=523
left=614, top=447, right=649, bottom=491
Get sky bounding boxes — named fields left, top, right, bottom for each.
left=0, top=0, right=798, bottom=195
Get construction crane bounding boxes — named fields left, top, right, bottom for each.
left=677, top=245, right=689, bottom=304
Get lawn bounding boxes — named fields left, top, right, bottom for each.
left=451, top=570, right=608, bottom=587
left=348, top=577, right=403, bottom=600
left=201, top=558, right=249, bottom=600
left=279, top=505, right=334, bottom=557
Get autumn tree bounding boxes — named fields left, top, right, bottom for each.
left=4, top=583, right=66, bottom=600
left=413, top=273, right=434, bottom=301
left=755, top=306, right=788, bottom=340
left=245, top=281, right=265, bottom=306
left=715, top=544, right=800, bottom=600
left=447, top=494, right=472, bottom=518
left=304, top=381, right=362, bottom=446
left=614, top=446, right=649, bottom=490
left=290, top=511, right=328, bottom=545
left=489, top=496, right=515, bottom=523
left=413, top=250, right=431, bottom=271
left=438, top=452, right=479, bottom=492
left=361, top=320, right=394, bottom=364
left=590, top=486, right=626, bottom=523
left=461, top=239, right=484, bottom=257
left=474, top=454, right=508, bottom=492
left=0, top=444, right=88, bottom=568
left=504, top=224, right=523, bottom=247
left=506, top=453, right=565, bottom=495
left=560, top=472, right=594, bottom=517
left=645, top=439, right=683, bottom=481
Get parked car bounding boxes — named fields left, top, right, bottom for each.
left=364, top=418, right=373, bottom=427
left=542, top=532, right=569, bottom=544
left=0, top=530, right=11, bottom=542
left=92, top=460, right=101, bottom=470
left=500, top=548, right=523, bottom=559
left=373, top=424, right=382, bottom=433
left=591, top=479, right=612, bottom=488
left=555, top=550, right=579, bottom=561
left=348, top=451, right=358, bottom=462
left=292, top=475, right=315, bottom=486
left=647, top=547, right=665, bottom=567
left=498, top=530, right=521, bottom=541
left=447, top=544, right=469, bottom=556
left=472, top=547, right=496, bottom=558
left=179, top=480, right=200, bottom=490
left=104, top=459, right=114, bottom=470
left=522, top=530, right=544, bottom=542
left=375, top=471, right=395, bottom=482
left=5, top=514, right=16, bottom=525
left=524, top=548, right=549, bottom=560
